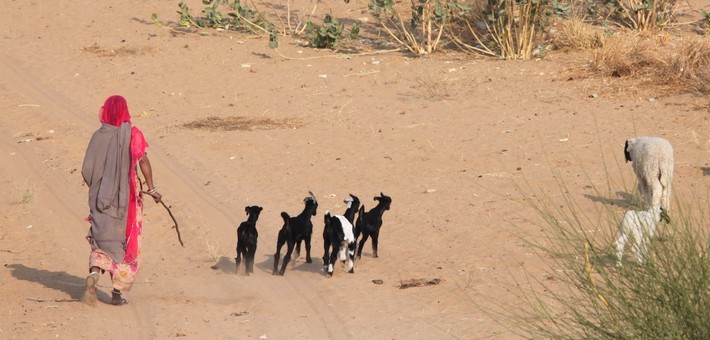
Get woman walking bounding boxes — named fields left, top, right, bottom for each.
left=81, top=95, right=162, bottom=306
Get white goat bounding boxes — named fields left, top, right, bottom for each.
left=624, top=137, right=674, bottom=212
left=615, top=205, right=670, bottom=266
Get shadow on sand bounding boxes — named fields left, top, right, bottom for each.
left=7, top=263, right=109, bottom=302
left=584, top=191, right=635, bottom=209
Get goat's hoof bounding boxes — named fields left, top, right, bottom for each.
left=306, top=258, right=312, bottom=263
left=348, top=269, right=354, bottom=273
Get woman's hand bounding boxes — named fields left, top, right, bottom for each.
left=143, top=188, right=162, bottom=203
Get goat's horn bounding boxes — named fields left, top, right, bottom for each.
left=309, top=191, right=316, bottom=201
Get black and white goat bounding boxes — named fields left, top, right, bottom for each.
left=235, top=205, right=262, bottom=276
left=322, top=211, right=356, bottom=276
left=321, top=194, right=360, bottom=276
left=273, top=192, right=318, bottom=276
left=355, top=192, right=392, bottom=259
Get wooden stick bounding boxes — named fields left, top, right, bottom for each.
left=138, top=172, right=184, bottom=247
left=143, top=191, right=185, bottom=247
left=160, top=199, right=185, bottom=247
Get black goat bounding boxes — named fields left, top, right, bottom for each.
left=273, top=192, right=318, bottom=276
left=355, top=192, right=392, bottom=259
left=236, top=205, right=262, bottom=276
left=343, top=194, right=360, bottom=225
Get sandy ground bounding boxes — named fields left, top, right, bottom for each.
left=1, top=0, right=709, bottom=339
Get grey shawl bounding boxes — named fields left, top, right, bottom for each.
left=81, top=122, right=132, bottom=263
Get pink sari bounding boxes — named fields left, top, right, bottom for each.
left=86, top=95, right=148, bottom=291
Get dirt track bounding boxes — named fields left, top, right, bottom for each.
left=1, top=0, right=708, bottom=339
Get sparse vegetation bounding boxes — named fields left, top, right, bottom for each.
left=607, top=0, right=679, bottom=31
left=369, top=0, right=467, bottom=55
left=551, top=19, right=605, bottom=51
left=591, top=33, right=710, bottom=94
left=155, top=0, right=706, bottom=88
left=16, top=180, right=35, bottom=205
left=173, top=0, right=274, bottom=34
left=484, top=155, right=710, bottom=338
left=182, top=116, right=303, bottom=131
left=304, top=14, right=359, bottom=50
left=205, top=238, right=221, bottom=262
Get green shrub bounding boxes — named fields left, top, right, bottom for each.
left=175, top=0, right=272, bottom=34
left=496, top=162, right=710, bottom=338
left=305, top=15, right=345, bottom=50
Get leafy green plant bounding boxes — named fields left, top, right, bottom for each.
left=453, top=0, right=550, bottom=59
left=173, top=0, right=273, bottom=34
left=305, top=14, right=345, bottom=50
left=370, top=0, right=468, bottom=55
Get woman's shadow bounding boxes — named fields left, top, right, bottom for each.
left=7, top=263, right=109, bottom=301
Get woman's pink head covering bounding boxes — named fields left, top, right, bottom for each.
left=100, top=95, right=131, bottom=126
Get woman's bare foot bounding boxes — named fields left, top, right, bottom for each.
left=81, top=273, right=99, bottom=305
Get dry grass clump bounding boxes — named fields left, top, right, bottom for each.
left=551, top=19, right=605, bottom=51
left=81, top=43, right=156, bottom=57
left=183, top=116, right=304, bottom=131
left=590, top=33, right=710, bottom=94
left=14, top=180, right=36, bottom=205
left=663, top=37, right=710, bottom=93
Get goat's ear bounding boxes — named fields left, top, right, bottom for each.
left=245, top=206, right=250, bottom=215
left=624, top=140, right=631, bottom=163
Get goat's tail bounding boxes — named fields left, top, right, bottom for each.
left=280, top=212, right=290, bottom=224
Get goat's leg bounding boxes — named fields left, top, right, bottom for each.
left=322, top=238, right=331, bottom=273
left=614, top=232, right=627, bottom=267
left=250, top=243, right=257, bottom=273
left=650, top=178, right=663, bottom=210
left=236, top=245, right=243, bottom=274
left=244, top=248, right=252, bottom=275
left=327, top=245, right=339, bottom=276
left=273, top=239, right=284, bottom=275
left=357, top=233, right=370, bottom=259
left=279, top=241, right=295, bottom=276
left=249, top=252, right=255, bottom=274
left=372, top=229, right=381, bottom=258
left=347, top=241, right=356, bottom=273
left=294, top=240, right=302, bottom=259
left=304, top=236, right=313, bottom=263
left=636, top=235, right=651, bottom=264
left=638, top=178, right=651, bottom=208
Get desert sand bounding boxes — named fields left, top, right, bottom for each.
left=0, top=0, right=708, bottom=339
